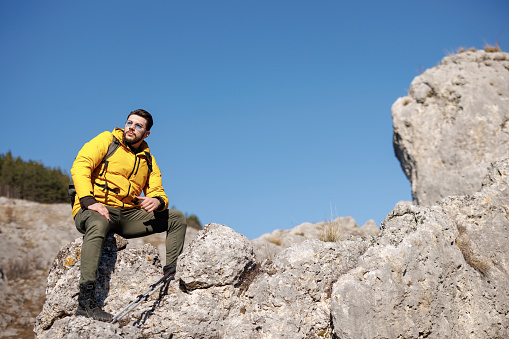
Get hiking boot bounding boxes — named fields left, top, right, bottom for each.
left=163, top=264, right=176, bottom=280
left=76, top=281, right=113, bottom=322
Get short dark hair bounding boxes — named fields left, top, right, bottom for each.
left=128, top=109, right=153, bottom=131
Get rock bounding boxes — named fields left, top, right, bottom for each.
left=178, top=223, right=256, bottom=290
left=125, top=222, right=201, bottom=266
left=225, top=237, right=374, bottom=338
left=34, top=233, right=162, bottom=336
left=330, top=158, right=509, bottom=338
left=34, top=221, right=374, bottom=338
left=33, top=158, right=509, bottom=338
left=39, top=317, right=141, bottom=339
left=392, top=49, right=509, bottom=205
left=252, top=217, right=379, bottom=262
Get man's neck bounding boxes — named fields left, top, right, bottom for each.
left=124, top=141, right=142, bottom=154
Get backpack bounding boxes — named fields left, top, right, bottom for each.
left=68, top=136, right=152, bottom=206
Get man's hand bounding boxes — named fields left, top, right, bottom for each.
left=138, top=196, right=161, bottom=213
left=88, top=203, right=110, bottom=221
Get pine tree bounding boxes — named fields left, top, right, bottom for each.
left=0, top=152, right=69, bottom=203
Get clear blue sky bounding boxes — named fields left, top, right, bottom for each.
left=1, top=1, right=508, bottom=239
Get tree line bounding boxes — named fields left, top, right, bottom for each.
left=0, top=151, right=70, bottom=203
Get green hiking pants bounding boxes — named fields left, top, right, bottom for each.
left=74, top=206, right=187, bottom=284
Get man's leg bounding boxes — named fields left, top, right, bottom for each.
left=165, top=209, right=188, bottom=267
left=116, top=208, right=187, bottom=272
left=75, top=208, right=115, bottom=283
left=74, top=207, right=119, bottom=322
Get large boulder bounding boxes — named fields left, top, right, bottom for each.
left=392, top=49, right=509, bottom=205
left=330, top=158, right=509, bottom=338
left=34, top=233, right=159, bottom=337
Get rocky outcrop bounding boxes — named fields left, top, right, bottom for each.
left=252, top=217, right=379, bottom=262
left=331, top=159, right=509, bottom=338
left=0, top=198, right=201, bottom=338
left=34, top=158, right=509, bottom=338
left=392, top=49, right=509, bottom=205
left=35, top=222, right=376, bottom=338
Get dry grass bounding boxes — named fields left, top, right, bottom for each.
left=319, top=219, right=341, bottom=242
left=319, top=203, right=341, bottom=242
left=266, top=235, right=282, bottom=246
left=484, top=42, right=501, bottom=53
left=2, top=205, right=16, bottom=223
left=4, top=257, right=35, bottom=280
left=453, top=43, right=503, bottom=55
left=457, top=46, right=477, bottom=53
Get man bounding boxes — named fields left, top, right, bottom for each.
left=71, top=109, right=187, bottom=322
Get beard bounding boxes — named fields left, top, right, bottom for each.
left=124, top=130, right=144, bottom=145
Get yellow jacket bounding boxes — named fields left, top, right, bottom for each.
left=71, top=128, right=169, bottom=217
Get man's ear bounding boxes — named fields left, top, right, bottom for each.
left=143, top=130, right=150, bottom=139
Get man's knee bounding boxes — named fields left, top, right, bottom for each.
left=168, top=210, right=187, bottom=232
left=168, top=209, right=187, bottom=228
left=83, top=212, right=110, bottom=237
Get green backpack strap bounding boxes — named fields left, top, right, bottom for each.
left=98, top=136, right=121, bottom=176
left=144, top=151, right=153, bottom=174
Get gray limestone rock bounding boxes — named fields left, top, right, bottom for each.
left=392, top=50, right=509, bottom=205
left=252, top=217, right=379, bottom=262
left=178, top=223, right=256, bottom=290
left=38, top=317, right=141, bottom=339
left=34, top=221, right=374, bottom=338
left=34, top=233, right=162, bottom=337
left=224, top=237, right=374, bottom=338
left=33, top=157, right=509, bottom=338
left=330, top=158, right=509, bottom=338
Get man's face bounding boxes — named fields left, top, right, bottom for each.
left=124, top=115, right=150, bottom=146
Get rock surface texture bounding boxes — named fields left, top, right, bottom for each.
left=331, top=158, right=509, bottom=338
left=34, top=158, right=509, bottom=338
left=392, top=49, right=509, bottom=205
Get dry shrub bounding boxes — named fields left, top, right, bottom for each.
left=4, top=257, right=35, bottom=280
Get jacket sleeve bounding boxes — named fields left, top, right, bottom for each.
left=144, top=155, right=169, bottom=211
left=71, top=132, right=113, bottom=203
